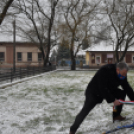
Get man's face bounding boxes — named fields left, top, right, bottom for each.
left=116, top=68, right=127, bottom=78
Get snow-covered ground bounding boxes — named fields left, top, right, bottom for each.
left=0, top=70, right=134, bottom=134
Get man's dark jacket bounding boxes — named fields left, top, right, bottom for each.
left=85, top=64, right=134, bottom=103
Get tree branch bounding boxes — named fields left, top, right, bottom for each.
left=35, top=0, right=50, bottom=20
left=0, top=0, right=14, bottom=25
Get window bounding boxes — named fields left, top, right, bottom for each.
left=96, top=56, right=101, bottom=64
left=0, top=52, right=5, bottom=62
left=38, top=52, right=42, bottom=62
left=17, top=52, right=22, bottom=61
left=27, top=52, right=32, bottom=61
left=91, top=53, right=95, bottom=64
left=126, top=54, right=131, bottom=63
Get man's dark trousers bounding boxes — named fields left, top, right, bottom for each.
left=70, top=88, right=126, bottom=133
left=112, top=88, right=126, bottom=117
left=70, top=93, right=100, bottom=133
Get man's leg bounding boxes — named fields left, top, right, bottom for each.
left=113, top=89, right=126, bottom=118
left=69, top=94, right=98, bottom=134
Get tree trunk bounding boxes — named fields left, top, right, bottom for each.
left=119, top=43, right=129, bottom=62
left=44, top=58, right=47, bottom=67
left=39, top=46, right=46, bottom=67
left=44, top=1, right=57, bottom=67
left=70, top=47, right=76, bottom=70
left=115, top=43, right=129, bottom=63
left=115, top=41, right=120, bottom=63
left=44, top=20, right=52, bottom=67
left=71, top=57, right=76, bottom=70
left=115, top=50, right=119, bottom=63
left=70, top=33, right=76, bottom=70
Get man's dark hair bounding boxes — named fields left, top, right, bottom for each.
left=116, top=62, right=129, bottom=71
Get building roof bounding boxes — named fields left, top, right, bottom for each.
left=77, top=50, right=85, bottom=56
left=84, top=43, right=134, bottom=52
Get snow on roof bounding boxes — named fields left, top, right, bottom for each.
left=77, top=50, right=85, bottom=55
left=1, top=32, right=134, bottom=53
left=84, top=43, right=134, bottom=52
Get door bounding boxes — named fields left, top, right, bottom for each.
left=108, top=58, right=113, bottom=64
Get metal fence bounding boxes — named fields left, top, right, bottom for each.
left=0, top=65, right=56, bottom=85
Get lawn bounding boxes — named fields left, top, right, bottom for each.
left=0, top=70, right=134, bottom=134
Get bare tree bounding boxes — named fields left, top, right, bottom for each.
left=106, top=0, right=134, bottom=62
left=0, top=0, right=14, bottom=25
left=12, top=0, right=59, bottom=66
left=57, top=0, right=101, bottom=70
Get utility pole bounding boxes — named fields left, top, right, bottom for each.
left=55, top=30, right=57, bottom=66
left=13, top=19, right=16, bottom=73
left=120, top=44, right=121, bottom=61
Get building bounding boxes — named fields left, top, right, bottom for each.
left=0, top=42, right=45, bottom=68
left=85, top=44, right=134, bottom=67
left=2, top=42, right=134, bottom=69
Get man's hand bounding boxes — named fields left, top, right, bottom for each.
left=114, top=99, right=122, bottom=106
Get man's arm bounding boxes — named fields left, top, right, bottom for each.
left=121, top=78, right=134, bottom=100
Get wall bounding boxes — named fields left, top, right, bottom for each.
left=86, top=51, right=134, bottom=67
left=0, top=43, right=44, bottom=68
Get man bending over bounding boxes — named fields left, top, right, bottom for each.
left=69, top=62, right=134, bottom=134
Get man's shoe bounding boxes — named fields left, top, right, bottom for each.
left=113, top=115, right=126, bottom=123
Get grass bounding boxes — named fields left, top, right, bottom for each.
left=0, top=70, right=134, bottom=134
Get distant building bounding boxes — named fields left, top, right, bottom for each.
left=2, top=42, right=134, bottom=68
left=85, top=44, right=134, bottom=68
left=0, top=42, right=44, bottom=68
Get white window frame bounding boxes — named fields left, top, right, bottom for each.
left=96, top=56, right=101, bottom=64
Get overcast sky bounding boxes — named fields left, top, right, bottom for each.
left=0, top=0, right=123, bottom=54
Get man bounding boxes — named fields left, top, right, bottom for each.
left=69, top=62, right=134, bottom=134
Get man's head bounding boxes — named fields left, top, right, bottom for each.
left=116, top=62, right=128, bottom=80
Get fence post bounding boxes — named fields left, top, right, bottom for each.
left=11, top=68, right=12, bottom=83
left=27, top=66, right=28, bottom=77
left=20, top=67, right=21, bottom=79
left=38, top=66, right=40, bottom=74
left=33, top=66, right=34, bottom=76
